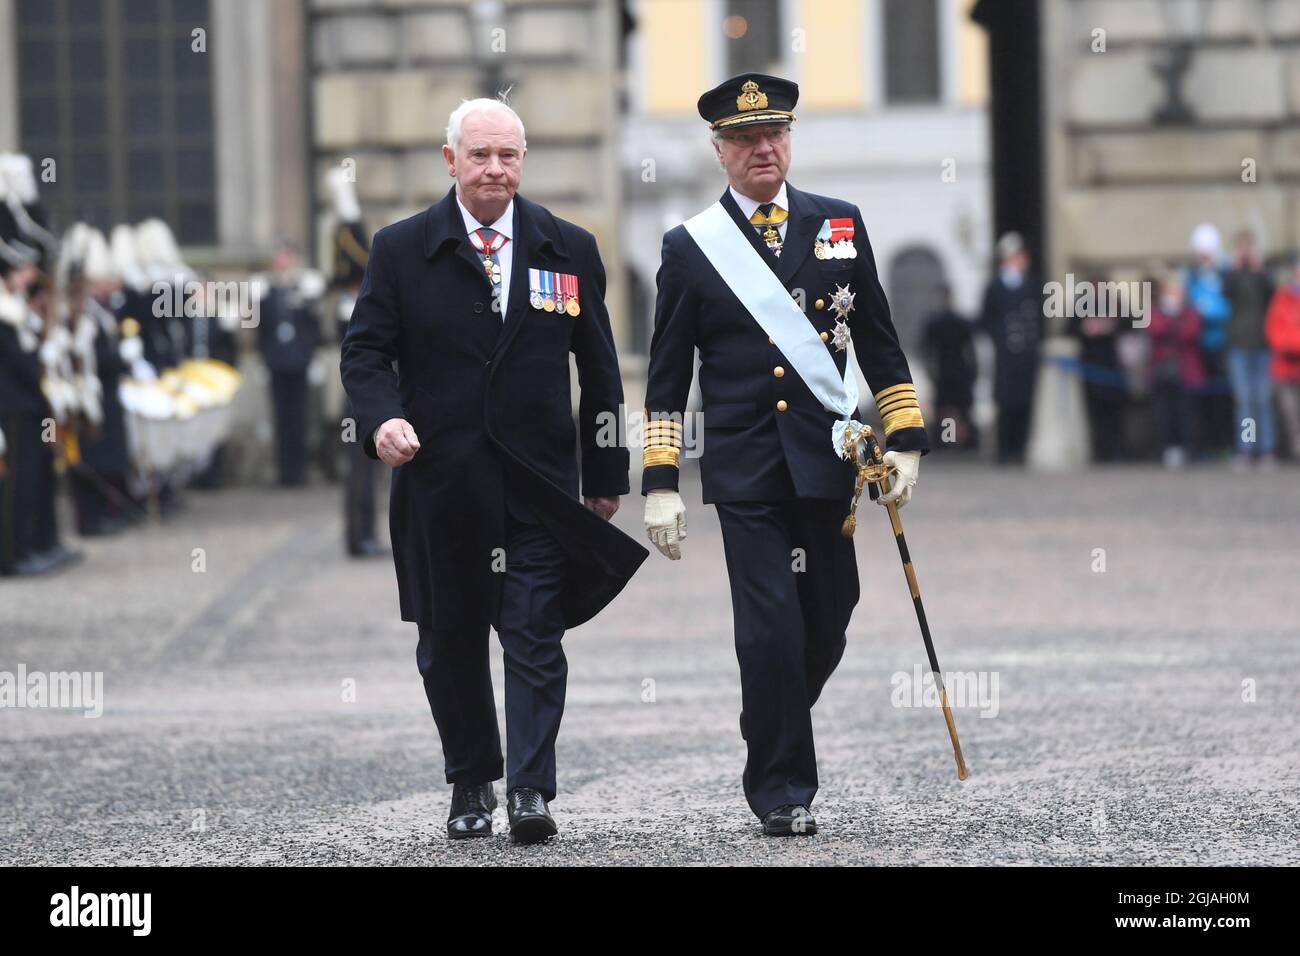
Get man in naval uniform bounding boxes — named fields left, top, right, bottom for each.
left=641, top=74, right=930, bottom=836
left=341, top=98, right=646, bottom=844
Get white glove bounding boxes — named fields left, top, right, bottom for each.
left=644, top=489, right=687, bottom=560
left=877, top=450, right=920, bottom=509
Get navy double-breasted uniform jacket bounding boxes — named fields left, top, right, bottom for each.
left=340, top=187, right=647, bottom=631
left=642, top=183, right=929, bottom=503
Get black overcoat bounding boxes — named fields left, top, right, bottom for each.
left=340, top=188, right=647, bottom=631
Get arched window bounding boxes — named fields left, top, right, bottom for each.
left=887, top=245, right=947, bottom=353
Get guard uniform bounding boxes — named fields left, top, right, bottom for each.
left=330, top=217, right=382, bottom=555
left=258, top=280, right=321, bottom=486
left=642, top=74, right=929, bottom=819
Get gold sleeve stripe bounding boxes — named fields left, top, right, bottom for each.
left=643, top=447, right=681, bottom=468
left=881, top=409, right=925, bottom=434
left=644, top=408, right=683, bottom=468
left=872, top=382, right=924, bottom=435
left=877, top=394, right=918, bottom=413
left=873, top=383, right=916, bottom=403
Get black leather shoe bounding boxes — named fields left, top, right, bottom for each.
left=447, top=782, right=497, bottom=839
left=761, top=804, right=817, bottom=836
left=506, top=787, right=558, bottom=845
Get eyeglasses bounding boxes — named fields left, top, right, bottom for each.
left=719, top=126, right=790, bottom=148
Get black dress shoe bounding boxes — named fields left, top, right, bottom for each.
left=506, top=787, right=558, bottom=845
left=447, top=782, right=497, bottom=839
left=761, top=804, right=817, bottom=836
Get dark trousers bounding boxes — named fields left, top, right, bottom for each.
left=343, top=398, right=377, bottom=550
left=269, top=370, right=309, bottom=486
left=1153, top=380, right=1197, bottom=453
left=0, top=414, right=51, bottom=571
left=415, top=503, right=568, bottom=799
left=715, top=497, right=859, bottom=818
left=1084, top=384, right=1126, bottom=463
left=1199, top=348, right=1232, bottom=456
left=996, top=402, right=1033, bottom=464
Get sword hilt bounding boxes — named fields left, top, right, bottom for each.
left=840, top=424, right=892, bottom=536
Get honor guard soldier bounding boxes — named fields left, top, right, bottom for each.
left=641, top=74, right=930, bottom=835
left=0, top=154, right=79, bottom=574
left=327, top=167, right=384, bottom=557
left=256, top=241, right=323, bottom=487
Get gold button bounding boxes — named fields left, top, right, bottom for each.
left=776, top=400, right=788, bottom=412
left=820, top=331, right=829, bottom=342
left=773, top=366, right=784, bottom=378
left=815, top=299, right=825, bottom=310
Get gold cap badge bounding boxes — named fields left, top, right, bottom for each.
left=736, top=79, right=769, bottom=112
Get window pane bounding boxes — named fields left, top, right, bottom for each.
left=69, top=37, right=107, bottom=82
left=19, top=39, right=58, bottom=84
left=725, top=0, right=781, bottom=77
left=20, top=95, right=60, bottom=139
left=175, top=91, right=212, bottom=135
left=172, top=0, right=211, bottom=25
left=175, top=147, right=213, bottom=190
left=125, top=0, right=163, bottom=25
left=129, top=193, right=168, bottom=223
left=74, top=148, right=113, bottom=191
left=884, top=0, right=940, bottom=104
left=67, top=0, right=106, bottom=27
left=177, top=201, right=216, bottom=244
left=128, top=149, right=166, bottom=191
left=18, top=0, right=56, bottom=26
left=70, top=93, right=110, bottom=136
left=173, top=34, right=207, bottom=79
left=125, top=36, right=163, bottom=82
left=128, top=94, right=164, bottom=135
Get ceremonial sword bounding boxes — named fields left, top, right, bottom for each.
left=840, top=424, right=970, bottom=780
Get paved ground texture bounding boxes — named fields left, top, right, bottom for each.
left=2, top=460, right=1298, bottom=866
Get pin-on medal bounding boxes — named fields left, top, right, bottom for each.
left=528, top=268, right=544, bottom=310
left=541, top=271, right=556, bottom=312
left=562, top=274, right=581, bottom=316
left=815, top=218, right=857, bottom=260
left=828, top=282, right=855, bottom=351
left=814, top=220, right=831, bottom=260
left=551, top=274, right=565, bottom=313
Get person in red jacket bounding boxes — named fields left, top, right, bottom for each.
left=1147, top=274, right=1204, bottom=468
left=1265, top=254, right=1300, bottom=459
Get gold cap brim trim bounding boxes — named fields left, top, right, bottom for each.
left=710, top=111, right=796, bottom=130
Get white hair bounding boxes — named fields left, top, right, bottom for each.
left=446, top=97, right=527, bottom=151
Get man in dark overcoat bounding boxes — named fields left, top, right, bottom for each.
left=340, top=98, right=646, bottom=845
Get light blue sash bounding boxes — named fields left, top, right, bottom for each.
left=683, top=202, right=864, bottom=459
